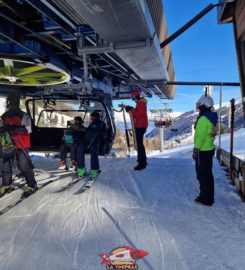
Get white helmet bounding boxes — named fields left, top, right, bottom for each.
left=196, top=95, right=214, bottom=109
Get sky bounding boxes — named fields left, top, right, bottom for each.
left=114, top=0, right=241, bottom=113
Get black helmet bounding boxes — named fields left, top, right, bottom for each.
left=74, top=116, right=83, bottom=124
left=90, top=111, right=100, bottom=119
left=6, top=94, right=20, bottom=109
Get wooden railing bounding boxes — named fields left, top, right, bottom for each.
left=217, top=148, right=245, bottom=200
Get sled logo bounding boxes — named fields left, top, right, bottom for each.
left=100, top=246, right=148, bottom=269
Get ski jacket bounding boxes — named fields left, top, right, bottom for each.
left=131, top=98, right=148, bottom=128
left=2, top=110, right=32, bottom=149
left=85, top=119, right=106, bottom=146
left=194, top=112, right=218, bottom=151
left=63, top=124, right=86, bottom=144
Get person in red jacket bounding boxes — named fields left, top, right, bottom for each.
left=124, top=89, right=148, bottom=170
left=0, top=94, right=37, bottom=197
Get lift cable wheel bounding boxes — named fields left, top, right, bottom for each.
left=0, top=57, right=70, bottom=86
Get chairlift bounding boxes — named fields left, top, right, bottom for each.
left=25, top=93, right=116, bottom=155
left=154, top=119, right=172, bottom=128
left=154, top=112, right=172, bottom=128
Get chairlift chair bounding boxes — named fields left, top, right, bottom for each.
left=25, top=93, right=115, bottom=155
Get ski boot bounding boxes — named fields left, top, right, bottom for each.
left=134, top=163, right=146, bottom=170
left=58, top=160, right=67, bottom=170
left=69, top=160, right=77, bottom=171
left=0, top=185, right=14, bottom=197
left=89, top=169, right=99, bottom=180
left=77, top=167, right=86, bottom=178
left=23, top=185, right=38, bottom=197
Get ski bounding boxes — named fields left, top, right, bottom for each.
left=54, top=173, right=86, bottom=193
left=84, top=176, right=99, bottom=189
left=0, top=180, right=54, bottom=216
left=74, top=171, right=101, bottom=194
left=73, top=177, right=90, bottom=194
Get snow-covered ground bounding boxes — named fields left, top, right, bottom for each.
left=0, top=147, right=245, bottom=270
left=215, top=128, right=245, bottom=160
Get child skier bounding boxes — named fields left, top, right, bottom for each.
left=59, top=116, right=86, bottom=170
left=76, top=111, right=106, bottom=180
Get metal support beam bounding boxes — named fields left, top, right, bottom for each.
left=0, top=32, right=46, bottom=61
left=77, top=40, right=152, bottom=55
left=25, top=0, right=76, bottom=36
left=218, top=84, right=223, bottom=153
left=160, top=4, right=219, bottom=48
left=0, top=12, right=72, bottom=55
left=160, top=127, right=164, bottom=152
left=85, top=36, right=130, bottom=74
left=165, top=81, right=240, bottom=86
left=128, top=80, right=240, bottom=87
left=83, top=54, right=88, bottom=80
left=229, top=98, right=235, bottom=182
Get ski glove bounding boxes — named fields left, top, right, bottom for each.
left=192, top=148, right=199, bottom=161
left=125, top=106, right=133, bottom=112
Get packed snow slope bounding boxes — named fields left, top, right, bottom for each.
left=0, top=150, right=245, bottom=270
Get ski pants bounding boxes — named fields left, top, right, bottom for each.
left=76, top=143, right=99, bottom=170
left=135, top=128, right=147, bottom=166
left=195, top=149, right=215, bottom=204
left=2, top=148, right=36, bottom=188
left=59, top=143, right=76, bottom=162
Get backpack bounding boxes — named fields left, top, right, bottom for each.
left=0, top=130, right=16, bottom=158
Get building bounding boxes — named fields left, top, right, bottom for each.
left=147, top=0, right=176, bottom=99
left=218, top=0, right=245, bottom=115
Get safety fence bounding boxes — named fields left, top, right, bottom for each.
left=217, top=148, right=245, bottom=200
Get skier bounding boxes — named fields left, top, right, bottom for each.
left=58, top=116, right=86, bottom=170
left=0, top=94, right=37, bottom=197
left=123, top=88, right=148, bottom=170
left=76, top=111, right=106, bottom=180
left=193, top=95, right=218, bottom=206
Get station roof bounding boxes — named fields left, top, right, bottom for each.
left=0, top=0, right=176, bottom=100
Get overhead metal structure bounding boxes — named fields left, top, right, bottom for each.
left=0, top=0, right=175, bottom=99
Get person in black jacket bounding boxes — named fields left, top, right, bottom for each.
left=0, top=94, right=37, bottom=197
left=76, top=111, right=106, bottom=179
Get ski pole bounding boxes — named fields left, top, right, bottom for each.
left=119, top=104, right=131, bottom=156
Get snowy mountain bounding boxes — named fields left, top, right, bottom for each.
left=145, top=98, right=244, bottom=141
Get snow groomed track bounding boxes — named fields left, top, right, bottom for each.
left=0, top=150, right=245, bottom=270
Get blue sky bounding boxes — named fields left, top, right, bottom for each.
left=162, top=0, right=240, bottom=112
left=114, top=0, right=241, bottom=113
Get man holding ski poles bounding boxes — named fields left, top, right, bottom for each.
left=121, top=88, right=148, bottom=170
left=0, top=94, right=37, bottom=197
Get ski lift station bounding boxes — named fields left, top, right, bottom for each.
left=0, top=0, right=245, bottom=269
